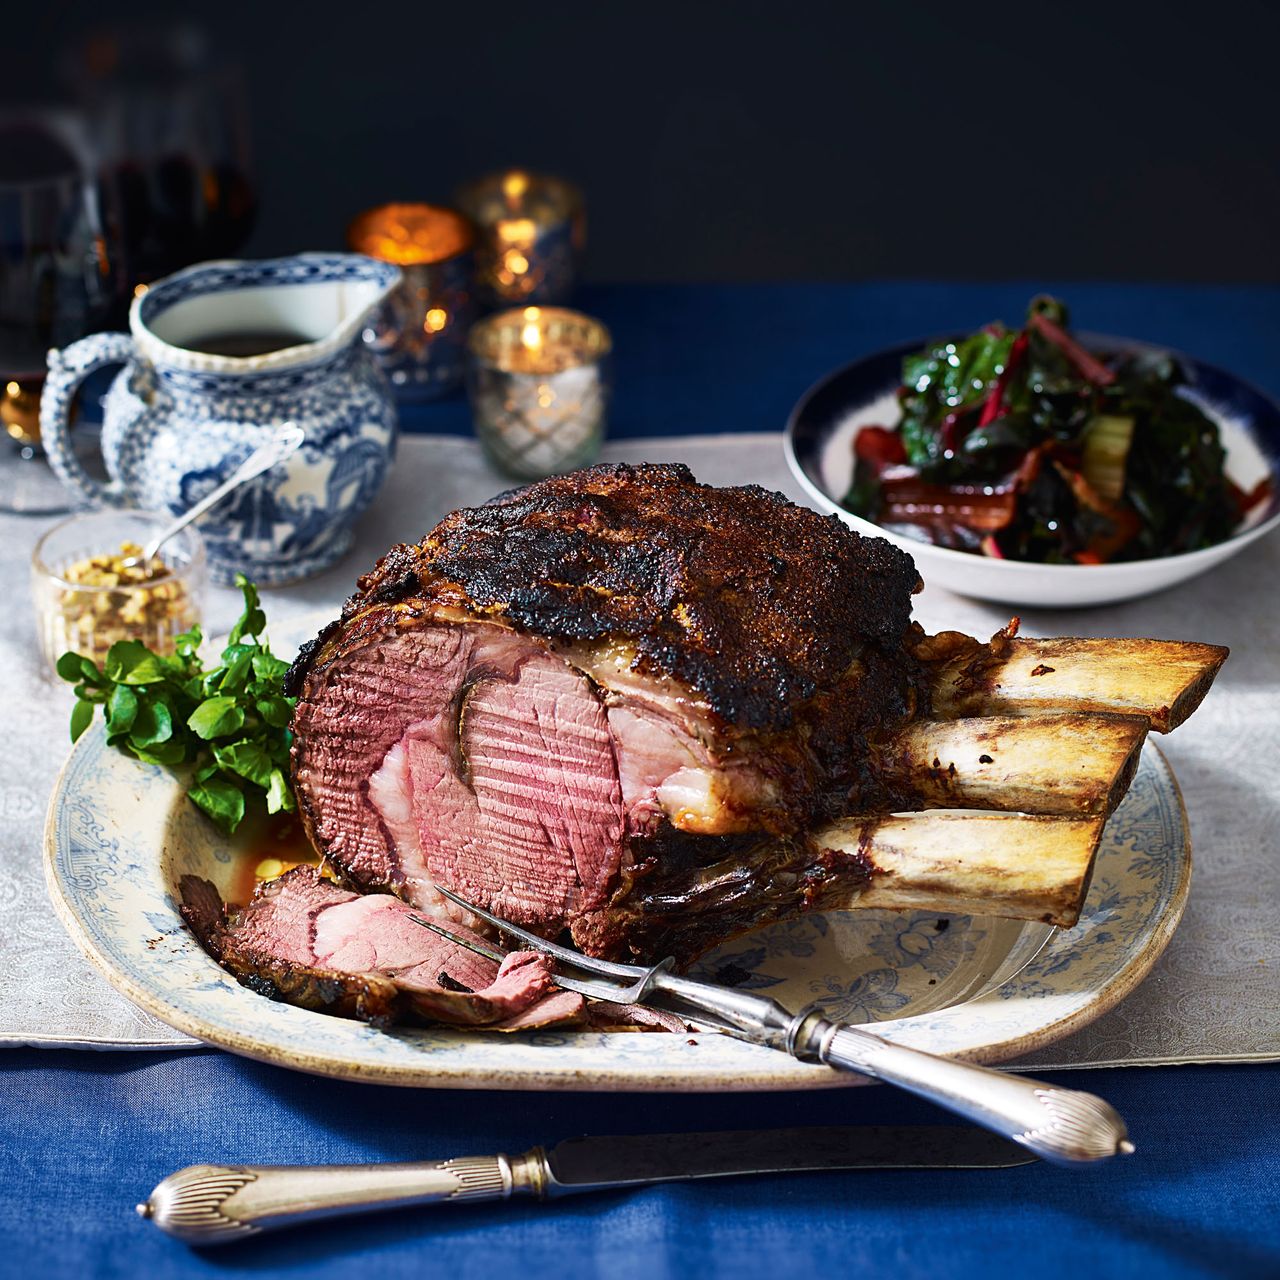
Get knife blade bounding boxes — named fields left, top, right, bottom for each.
left=141, top=1125, right=1035, bottom=1245
left=543, top=1124, right=1035, bottom=1194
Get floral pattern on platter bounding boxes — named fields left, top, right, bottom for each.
left=689, top=899, right=1000, bottom=1022
left=43, top=615, right=1191, bottom=1091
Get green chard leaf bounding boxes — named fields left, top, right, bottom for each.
left=173, top=625, right=203, bottom=660
left=105, top=684, right=138, bottom=735
left=218, top=649, right=255, bottom=693
left=132, top=739, right=188, bottom=767
left=899, top=412, right=941, bottom=469
left=251, top=651, right=290, bottom=684
left=255, top=695, right=295, bottom=728
left=57, top=652, right=102, bottom=686
left=265, top=769, right=295, bottom=815
left=228, top=575, right=266, bottom=645
left=213, top=740, right=276, bottom=788
left=129, top=698, right=174, bottom=749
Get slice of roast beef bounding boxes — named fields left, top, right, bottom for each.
left=286, top=463, right=926, bottom=963
left=179, top=867, right=584, bottom=1029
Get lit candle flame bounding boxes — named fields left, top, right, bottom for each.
left=521, top=308, right=543, bottom=353
left=497, top=218, right=536, bottom=245
left=502, top=170, right=530, bottom=207
left=349, top=204, right=472, bottom=265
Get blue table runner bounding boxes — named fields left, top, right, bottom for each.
left=3, top=1051, right=1276, bottom=1280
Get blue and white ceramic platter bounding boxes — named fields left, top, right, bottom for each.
left=44, top=625, right=1191, bottom=1091
left=785, top=333, right=1280, bottom=607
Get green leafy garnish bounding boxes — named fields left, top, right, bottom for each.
left=59, top=575, right=297, bottom=834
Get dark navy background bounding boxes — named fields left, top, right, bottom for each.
left=9, top=1, right=1280, bottom=285
left=2, top=283, right=1278, bottom=1280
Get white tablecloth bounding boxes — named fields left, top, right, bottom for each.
left=5, top=434, right=1277, bottom=1067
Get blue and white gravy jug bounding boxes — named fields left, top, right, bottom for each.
left=41, top=254, right=402, bottom=584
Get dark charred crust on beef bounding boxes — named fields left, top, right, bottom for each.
left=283, top=616, right=346, bottom=697
left=177, top=875, right=230, bottom=959
left=436, top=972, right=474, bottom=993
left=333, top=463, right=922, bottom=731
left=353, top=545, right=424, bottom=612
left=484, top=483, right=531, bottom=507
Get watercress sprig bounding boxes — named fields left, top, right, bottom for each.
left=58, top=575, right=297, bottom=834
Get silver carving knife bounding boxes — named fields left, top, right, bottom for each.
left=140, top=1125, right=1035, bottom=1245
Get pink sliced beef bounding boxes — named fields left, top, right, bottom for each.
left=179, top=867, right=583, bottom=1029
left=292, top=623, right=624, bottom=938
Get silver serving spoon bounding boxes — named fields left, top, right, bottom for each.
left=124, top=423, right=306, bottom=571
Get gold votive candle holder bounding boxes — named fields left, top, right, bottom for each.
left=347, top=202, right=478, bottom=400
left=467, top=306, right=611, bottom=479
left=455, top=171, right=584, bottom=309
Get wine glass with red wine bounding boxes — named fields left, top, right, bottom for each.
left=69, top=24, right=256, bottom=325
left=0, top=116, right=112, bottom=515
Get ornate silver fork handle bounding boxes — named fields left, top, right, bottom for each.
left=803, top=1020, right=1133, bottom=1164
left=649, top=973, right=1133, bottom=1165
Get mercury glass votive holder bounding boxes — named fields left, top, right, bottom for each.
left=454, top=171, right=584, bottom=309
left=467, top=306, right=611, bottom=479
left=347, top=202, right=478, bottom=401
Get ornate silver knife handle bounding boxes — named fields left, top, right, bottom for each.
left=138, top=1150, right=551, bottom=1245
left=805, top=1021, right=1134, bottom=1164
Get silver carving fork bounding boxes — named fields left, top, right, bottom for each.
left=415, top=886, right=1135, bottom=1167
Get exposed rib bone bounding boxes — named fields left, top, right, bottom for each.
left=624, top=807, right=1108, bottom=959
left=923, top=635, right=1228, bottom=732
left=881, top=713, right=1148, bottom=816
left=814, top=810, right=1106, bottom=928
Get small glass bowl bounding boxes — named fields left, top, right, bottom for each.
left=32, top=510, right=207, bottom=676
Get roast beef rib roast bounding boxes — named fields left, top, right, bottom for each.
left=282, top=463, right=1226, bottom=967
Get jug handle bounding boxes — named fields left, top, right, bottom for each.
left=40, top=332, right=137, bottom=507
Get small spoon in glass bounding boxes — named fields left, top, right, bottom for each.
left=122, top=423, right=306, bottom=573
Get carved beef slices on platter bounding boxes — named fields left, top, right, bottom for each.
left=179, top=867, right=582, bottom=1030
left=283, top=463, right=1227, bottom=967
